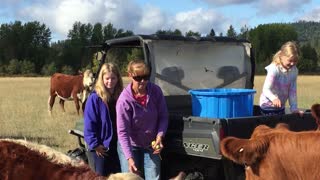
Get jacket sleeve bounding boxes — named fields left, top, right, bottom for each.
left=84, top=95, right=99, bottom=150
left=262, top=67, right=278, bottom=101
left=116, top=98, right=133, bottom=160
left=156, top=86, right=169, bottom=137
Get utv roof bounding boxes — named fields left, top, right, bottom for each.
left=103, top=34, right=250, bottom=47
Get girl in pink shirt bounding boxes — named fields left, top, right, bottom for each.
left=259, top=41, right=303, bottom=116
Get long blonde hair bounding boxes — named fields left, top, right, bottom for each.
left=95, top=63, right=123, bottom=104
left=127, top=60, right=150, bottom=76
left=272, top=41, right=299, bottom=65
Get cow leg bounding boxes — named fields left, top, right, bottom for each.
left=48, top=94, right=57, bottom=115
left=59, top=99, right=66, bottom=112
left=72, top=93, right=80, bottom=115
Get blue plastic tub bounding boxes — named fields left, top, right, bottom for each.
left=188, top=88, right=256, bottom=118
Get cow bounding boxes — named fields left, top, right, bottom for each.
left=0, top=138, right=84, bottom=166
left=220, top=123, right=320, bottom=180
left=48, top=69, right=94, bottom=115
left=0, top=140, right=143, bottom=180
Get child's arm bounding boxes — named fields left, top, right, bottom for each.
left=262, top=67, right=278, bottom=102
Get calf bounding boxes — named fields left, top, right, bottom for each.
left=220, top=123, right=320, bottom=180
left=0, top=140, right=143, bottom=180
left=48, top=69, right=94, bottom=115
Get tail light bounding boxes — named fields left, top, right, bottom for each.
left=219, top=127, right=225, bottom=140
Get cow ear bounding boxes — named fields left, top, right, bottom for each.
left=220, top=137, right=269, bottom=166
left=311, top=104, right=320, bottom=121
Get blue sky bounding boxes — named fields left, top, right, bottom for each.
left=1, top=0, right=320, bottom=41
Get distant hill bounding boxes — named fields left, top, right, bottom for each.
left=290, top=21, right=320, bottom=49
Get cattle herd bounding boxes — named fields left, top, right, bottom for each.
left=2, top=69, right=320, bottom=179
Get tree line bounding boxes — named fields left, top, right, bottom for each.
left=0, top=20, right=319, bottom=76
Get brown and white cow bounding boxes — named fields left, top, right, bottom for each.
left=48, top=69, right=94, bottom=115
left=220, top=123, right=320, bottom=180
left=0, top=138, right=84, bottom=166
left=0, top=140, right=143, bottom=180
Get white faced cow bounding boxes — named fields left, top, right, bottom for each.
left=48, top=69, right=94, bottom=115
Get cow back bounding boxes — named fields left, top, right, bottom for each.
left=50, top=73, right=84, bottom=98
left=0, top=141, right=102, bottom=180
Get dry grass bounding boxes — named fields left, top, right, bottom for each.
left=0, top=76, right=319, bottom=153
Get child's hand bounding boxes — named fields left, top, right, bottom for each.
left=293, top=110, right=304, bottom=117
left=272, top=98, right=281, bottom=108
left=95, top=145, right=108, bottom=157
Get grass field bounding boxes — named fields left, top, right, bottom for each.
left=0, top=76, right=319, bottom=153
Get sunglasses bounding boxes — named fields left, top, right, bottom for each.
left=132, top=75, right=150, bottom=82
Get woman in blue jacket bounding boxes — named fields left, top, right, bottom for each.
left=84, top=63, right=123, bottom=176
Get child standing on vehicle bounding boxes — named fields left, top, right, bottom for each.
left=260, top=41, right=303, bottom=116
left=84, top=63, right=123, bottom=176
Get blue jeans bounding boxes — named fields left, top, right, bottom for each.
left=117, top=143, right=161, bottom=180
left=88, top=150, right=115, bottom=176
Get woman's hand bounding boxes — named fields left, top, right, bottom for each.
left=152, top=136, right=163, bottom=154
left=95, top=145, right=108, bottom=157
left=272, top=98, right=281, bottom=108
left=128, top=158, right=139, bottom=175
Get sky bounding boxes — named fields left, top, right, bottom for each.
left=1, top=0, right=320, bottom=41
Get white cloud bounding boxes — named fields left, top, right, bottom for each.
left=255, top=0, right=311, bottom=15
left=137, top=5, right=167, bottom=34
left=18, top=0, right=141, bottom=39
left=171, top=8, right=230, bottom=35
left=102, top=0, right=141, bottom=31
left=11, top=0, right=231, bottom=40
left=299, top=6, right=320, bottom=21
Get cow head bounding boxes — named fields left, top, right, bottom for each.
left=311, top=104, right=320, bottom=127
left=220, top=124, right=290, bottom=167
left=83, top=69, right=94, bottom=89
left=81, top=69, right=94, bottom=103
left=220, top=137, right=269, bottom=167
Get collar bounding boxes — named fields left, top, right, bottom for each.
left=279, top=64, right=293, bottom=73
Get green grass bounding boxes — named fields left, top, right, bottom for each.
left=0, top=76, right=319, bottom=152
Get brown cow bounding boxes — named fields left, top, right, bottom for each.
left=220, top=123, right=320, bottom=180
left=48, top=69, right=94, bottom=115
left=0, top=138, right=84, bottom=166
left=0, top=140, right=143, bottom=180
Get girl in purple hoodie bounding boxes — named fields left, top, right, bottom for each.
left=116, top=60, right=168, bottom=180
